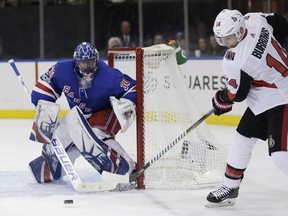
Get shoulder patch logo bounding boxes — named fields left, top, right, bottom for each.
left=244, top=15, right=250, bottom=20
left=47, top=66, right=55, bottom=78
left=225, top=51, right=235, bottom=60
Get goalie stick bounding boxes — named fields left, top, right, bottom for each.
left=8, top=59, right=117, bottom=192
left=129, top=108, right=215, bottom=183
left=8, top=59, right=30, bottom=96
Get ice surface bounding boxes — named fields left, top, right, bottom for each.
left=1, top=119, right=288, bottom=216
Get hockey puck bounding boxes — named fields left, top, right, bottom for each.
left=64, top=200, right=74, bottom=204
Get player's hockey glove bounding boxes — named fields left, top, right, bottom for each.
left=212, top=90, right=233, bottom=116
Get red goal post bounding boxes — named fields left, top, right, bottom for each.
left=108, top=47, right=145, bottom=188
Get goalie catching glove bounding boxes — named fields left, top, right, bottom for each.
left=110, top=96, right=136, bottom=133
left=212, top=89, right=233, bottom=116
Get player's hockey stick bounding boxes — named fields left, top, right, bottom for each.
left=8, top=59, right=31, bottom=96
left=129, top=108, right=215, bottom=183
left=8, top=59, right=116, bottom=192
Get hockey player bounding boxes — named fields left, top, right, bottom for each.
left=206, top=9, right=288, bottom=207
left=29, top=42, right=137, bottom=184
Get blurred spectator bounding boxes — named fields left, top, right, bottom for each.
left=117, top=20, right=138, bottom=47
left=153, top=33, right=164, bottom=45
left=196, top=21, right=208, bottom=40
left=209, top=34, right=226, bottom=56
left=176, top=32, right=185, bottom=50
left=190, top=21, right=209, bottom=51
left=195, top=37, right=210, bottom=57
left=108, top=36, right=123, bottom=48
left=143, top=34, right=153, bottom=46
left=99, top=36, right=123, bottom=58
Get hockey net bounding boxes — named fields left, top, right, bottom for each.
left=108, top=44, right=227, bottom=189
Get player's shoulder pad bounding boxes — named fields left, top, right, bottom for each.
left=98, top=59, right=123, bottom=76
left=52, top=59, right=75, bottom=75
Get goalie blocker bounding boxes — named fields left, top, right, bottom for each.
left=29, top=100, right=136, bottom=184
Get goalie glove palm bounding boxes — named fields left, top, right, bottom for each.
left=110, top=96, right=136, bottom=133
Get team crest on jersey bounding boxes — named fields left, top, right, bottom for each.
left=215, top=21, right=221, bottom=27
left=120, top=78, right=130, bottom=91
left=227, top=79, right=238, bottom=89
left=225, top=51, right=235, bottom=60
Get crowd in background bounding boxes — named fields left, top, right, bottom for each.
left=102, top=19, right=227, bottom=58
left=0, top=0, right=287, bottom=59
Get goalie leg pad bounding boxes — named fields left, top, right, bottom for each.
left=29, top=114, right=80, bottom=183
left=66, top=106, right=135, bottom=175
left=41, top=143, right=63, bottom=181
left=29, top=100, right=60, bottom=144
left=30, top=143, right=80, bottom=183
left=102, top=138, right=135, bottom=175
left=29, top=155, right=54, bottom=183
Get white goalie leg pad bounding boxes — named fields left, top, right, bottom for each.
left=38, top=115, right=81, bottom=181
left=271, top=151, right=288, bottom=174
left=92, top=127, right=135, bottom=174
left=29, top=100, right=60, bottom=144
left=102, top=136, right=135, bottom=174
left=109, top=96, right=136, bottom=133
left=64, top=106, right=135, bottom=175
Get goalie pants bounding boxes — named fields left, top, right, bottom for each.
left=87, top=108, right=121, bottom=137
left=224, top=104, right=288, bottom=188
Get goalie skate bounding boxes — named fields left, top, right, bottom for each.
left=205, top=185, right=239, bottom=208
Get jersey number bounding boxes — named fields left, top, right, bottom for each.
left=266, top=38, right=288, bottom=76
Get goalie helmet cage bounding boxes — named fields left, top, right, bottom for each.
left=108, top=45, right=227, bottom=190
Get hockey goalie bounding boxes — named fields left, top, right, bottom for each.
left=28, top=42, right=137, bottom=187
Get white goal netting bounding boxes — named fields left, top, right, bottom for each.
left=109, top=44, right=227, bottom=189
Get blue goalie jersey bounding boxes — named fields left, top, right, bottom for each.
left=31, top=59, right=136, bottom=116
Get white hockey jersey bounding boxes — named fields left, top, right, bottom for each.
left=223, top=12, right=288, bottom=115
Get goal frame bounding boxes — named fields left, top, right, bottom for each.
left=107, top=46, right=225, bottom=190
left=108, top=47, right=145, bottom=189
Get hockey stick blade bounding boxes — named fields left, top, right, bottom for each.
left=75, top=182, right=117, bottom=192
left=129, top=108, right=215, bottom=183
